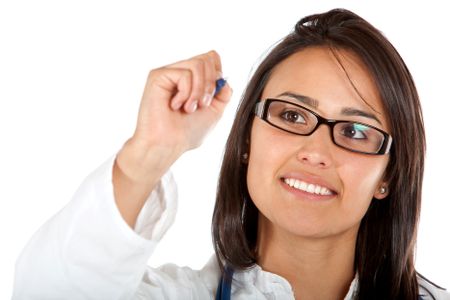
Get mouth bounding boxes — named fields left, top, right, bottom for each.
left=281, top=177, right=338, bottom=197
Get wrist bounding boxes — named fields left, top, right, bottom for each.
left=116, top=137, right=182, bottom=184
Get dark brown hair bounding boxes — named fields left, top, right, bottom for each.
left=212, top=8, right=426, bottom=299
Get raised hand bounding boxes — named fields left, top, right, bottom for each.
left=112, top=51, right=232, bottom=227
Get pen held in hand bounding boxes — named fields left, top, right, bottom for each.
left=214, top=78, right=227, bottom=96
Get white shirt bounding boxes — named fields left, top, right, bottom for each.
left=13, top=156, right=450, bottom=299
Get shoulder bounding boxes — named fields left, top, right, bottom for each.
left=418, top=274, right=450, bottom=300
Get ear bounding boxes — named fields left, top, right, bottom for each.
left=373, top=182, right=389, bottom=200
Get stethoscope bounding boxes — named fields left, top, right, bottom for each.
left=215, top=266, right=234, bottom=300
left=215, top=266, right=429, bottom=300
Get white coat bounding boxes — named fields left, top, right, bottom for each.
left=13, top=156, right=450, bottom=299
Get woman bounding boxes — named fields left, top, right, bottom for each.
left=14, top=8, right=449, bottom=300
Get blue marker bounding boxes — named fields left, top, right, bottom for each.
left=214, top=78, right=227, bottom=96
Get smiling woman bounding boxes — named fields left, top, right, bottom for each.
left=12, top=7, right=450, bottom=300
left=212, top=10, right=449, bottom=299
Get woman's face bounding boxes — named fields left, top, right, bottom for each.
left=247, top=47, right=390, bottom=240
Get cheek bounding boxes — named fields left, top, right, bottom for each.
left=246, top=123, right=287, bottom=214
left=338, top=155, right=389, bottom=208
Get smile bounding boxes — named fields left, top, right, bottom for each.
left=283, top=178, right=334, bottom=196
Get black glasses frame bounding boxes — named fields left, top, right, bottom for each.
left=254, top=98, right=393, bottom=155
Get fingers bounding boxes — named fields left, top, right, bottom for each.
left=184, top=58, right=205, bottom=112
left=214, top=80, right=232, bottom=104
left=168, top=69, right=192, bottom=110
left=165, top=50, right=225, bottom=113
left=199, top=54, right=216, bottom=108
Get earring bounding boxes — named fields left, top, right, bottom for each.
left=379, top=186, right=387, bottom=194
left=242, top=153, right=249, bottom=163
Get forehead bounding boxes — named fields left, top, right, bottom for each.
left=262, top=47, right=387, bottom=124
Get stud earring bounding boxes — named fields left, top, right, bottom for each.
left=242, top=153, right=249, bottom=163
left=379, top=186, right=387, bottom=194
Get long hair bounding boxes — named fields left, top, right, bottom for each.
left=212, top=8, right=425, bottom=299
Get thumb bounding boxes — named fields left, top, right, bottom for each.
left=210, top=81, right=233, bottom=114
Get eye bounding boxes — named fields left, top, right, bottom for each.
left=280, top=110, right=306, bottom=124
left=341, top=123, right=369, bottom=140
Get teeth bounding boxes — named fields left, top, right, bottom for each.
left=315, top=185, right=321, bottom=194
left=283, top=178, right=333, bottom=196
left=300, top=181, right=307, bottom=190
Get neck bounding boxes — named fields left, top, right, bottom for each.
left=257, top=215, right=357, bottom=300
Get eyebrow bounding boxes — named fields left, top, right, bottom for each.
left=276, top=91, right=382, bottom=125
left=277, top=92, right=319, bottom=108
left=341, top=107, right=382, bottom=125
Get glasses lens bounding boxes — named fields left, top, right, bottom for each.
left=266, top=100, right=317, bottom=134
left=333, top=122, right=385, bottom=153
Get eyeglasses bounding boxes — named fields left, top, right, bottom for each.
left=254, top=99, right=393, bottom=155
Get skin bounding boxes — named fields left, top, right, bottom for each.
left=113, top=51, right=232, bottom=228
left=247, top=47, right=391, bottom=299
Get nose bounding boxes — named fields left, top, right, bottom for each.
left=296, top=125, right=333, bottom=168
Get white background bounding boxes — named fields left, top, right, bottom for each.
left=1, top=1, right=449, bottom=298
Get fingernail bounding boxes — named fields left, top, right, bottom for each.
left=202, top=94, right=212, bottom=106
left=189, top=101, right=198, bottom=112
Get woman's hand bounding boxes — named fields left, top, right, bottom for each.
left=113, top=51, right=232, bottom=227
left=134, top=50, right=231, bottom=154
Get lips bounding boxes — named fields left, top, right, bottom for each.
left=280, top=172, right=338, bottom=197
left=283, top=178, right=334, bottom=195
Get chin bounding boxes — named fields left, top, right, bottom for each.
left=275, top=215, right=359, bottom=240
